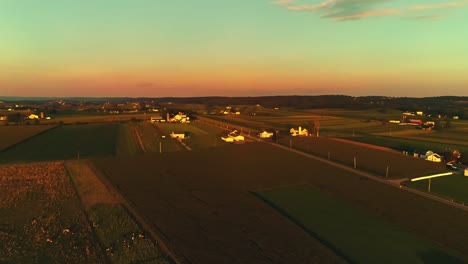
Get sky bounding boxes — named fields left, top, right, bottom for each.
left=1, top=0, right=468, bottom=97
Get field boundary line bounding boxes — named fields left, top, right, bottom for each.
left=133, top=126, right=146, bottom=153
left=177, top=139, right=192, bottom=151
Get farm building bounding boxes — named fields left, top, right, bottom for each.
left=221, top=136, right=234, bottom=143
left=258, top=131, right=274, bottom=139
left=425, top=151, right=443, bottom=162
left=228, top=130, right=244, bottom=141
left=0, top=115, right=7, bottom=121
left=170, top=132, right=186, bottom=139
left=290, top=126, right=309, bottom=137
left=28, top=114, right=39, bottom=120
left=168, top=112, right=190, bottom=123
left=150, top=115, right=164, bottom=123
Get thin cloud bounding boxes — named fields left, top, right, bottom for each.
left=407, top=1, right=468, bottom=11
left=406, top=14, right=445, bottom=20
left=334, top=8, right=400, bottom=21
left=286, top=0, right=336, bottom=11
left=275, top=0, right=468, bottom=21
left=273, top=0, right=294, bottom=5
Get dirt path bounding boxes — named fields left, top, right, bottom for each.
left=132, top=126, right=146, bottom=153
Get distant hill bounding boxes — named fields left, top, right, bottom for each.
left=1, top=95, right=467, bottom=119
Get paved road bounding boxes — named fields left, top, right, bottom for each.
left=247, top=135, right=468, bottom=212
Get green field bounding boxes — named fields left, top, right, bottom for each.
left=154, top=121, right=226, bottom=151
left=0, top=125, right=55, bottom=151
left=257, top=185, right=467, bottom=264
left=116, top=123, right=142, bottom=156
left=404, top=174, right=468, bottom=204
left=0, top=123, right=118, bottom=163
left=200, top=109, right=468, bottom=163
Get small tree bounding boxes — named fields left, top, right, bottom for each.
left=309, top=119, right=320, bottom=137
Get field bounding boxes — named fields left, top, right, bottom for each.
left=65, top=160, right=169, bottom=263
left=200, top=108, right=468, bottom=161
left=257, top=185, right=466, bottom=264
left=39, top=113, right=149, bottom=125
left=0, top=125, right=55, bottom=151
left=403, top=174, right=468, bottom=204
left=0, top=123, right=118, bottom=163
left=0, top=162, right=104, bottom=263
left=92, top=143, right=468, bottom=263
left=276, top=136, right=446, bottom=179
left=2, top=110, right=467, bottom=263
left=130, top=121, right=227, bottom=154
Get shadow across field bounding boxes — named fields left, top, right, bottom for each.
left=255, top=185, right=467, bottom=264
left=92, top=143, right=468, bottom=263
left=0, top=123, right=118, bottom=163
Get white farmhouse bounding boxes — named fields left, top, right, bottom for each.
left=258, top=131, right=274, bottom=139
left=28, top=114, right=39, bottom=120
left=221, top=136, right=234, bottom=143
left=425, top=151, right=442, bottom=162
left=228, top=130, right=244, bottom=141
left=290, top=126, right=308, bottom=137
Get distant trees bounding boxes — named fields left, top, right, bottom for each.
left=7, top=113, right=24, bottom=124
left=308, top=119, right=320, bottom=137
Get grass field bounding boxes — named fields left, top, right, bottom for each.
left=0, top=162, right=104, bottom=263
left=257, top=185, right=466, bottom=264
left=0, top=123, right=118, bottom=163
left=200, top=109, right=468, bottom=159
left=152, top=121, right=226, bottom=151
left=116, top=123, right=143, bottom=156
left=0, top=125, right=55, bottom=151
left=92, top=143, right=468, bottom=263
left=403, top=174, right=468, bottom=204
left=65, top=161, right=169, bottom=263
left=40, top=113, right=148, bottom=125
left=275, top=136, right=446, bottom=179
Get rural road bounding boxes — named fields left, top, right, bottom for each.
left=245, top=135, right=468, bottom=212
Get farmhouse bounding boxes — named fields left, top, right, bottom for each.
left=0, top=115, right=7, bottom=121
left=221, top=136, right=234, bottom=143
left=258, top=131, right=274, bottom=139
left=170, top=132, right=186, bottom=139
left=425, top=151, right=443, bottom=162
left=168, top=112, right=190, bottom=123
left=28, top=114, right=39, bottom=120
left=290, top=126, right=309, bottom=137
left=228, top=130, right=244, bottom=141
